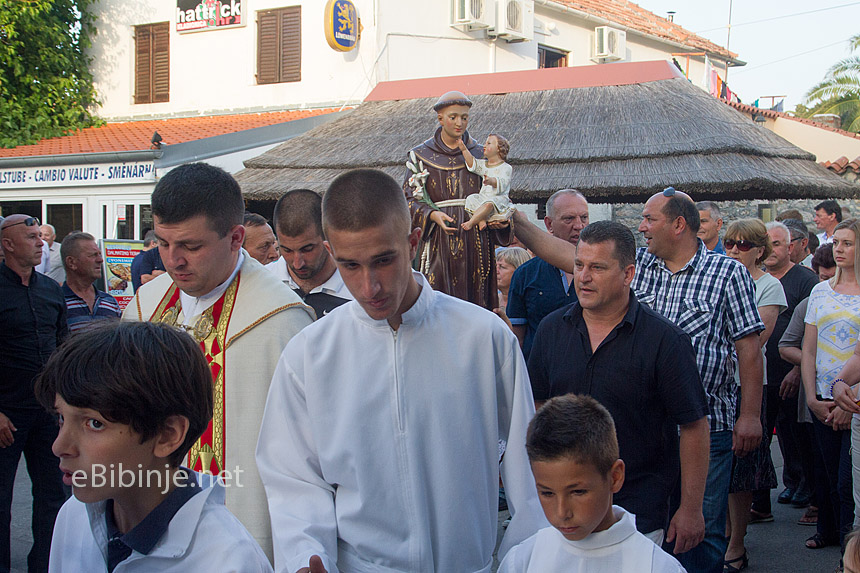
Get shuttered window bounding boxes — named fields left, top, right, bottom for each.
left=257, top=6, right=301, bottom=85
left=134, top=22, right=169, bottom=104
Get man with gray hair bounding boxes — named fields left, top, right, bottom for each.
left=506, top=189, right=587, bottom=360
left=752, top=221, right=819, bottom=517
left=61, top=231, right=121, bottom=334
left=782, top=219, right=812, bottom=267
left=696, top=201, right=725, bottom=254
left=39, top=223, right=65, bottom=284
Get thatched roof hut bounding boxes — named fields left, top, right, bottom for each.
left=236, top=61, right=857, bottom=204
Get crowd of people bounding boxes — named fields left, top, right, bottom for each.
left=1, top=87, right=859, bottom=573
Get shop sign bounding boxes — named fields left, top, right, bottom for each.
left=325, top=0, right=359, bottom=52
left=101, top=239, right=145, bottom=311
left=0, top=161, right=156, bottom=190
left=177, top=0, right=244, bottom=33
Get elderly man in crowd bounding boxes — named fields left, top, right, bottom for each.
left=61, top=231, right=121, bottom=334
left=506, top=189, right=586, bottom=360
left=0, top=215, right=68, bottom=573
left=243, top=212, right=279, bottom=266
left=39, top=224, right=65, bottom=284
left=696, top=201, right=725, bottom=254
left=750, top=222, right=819, bottom=520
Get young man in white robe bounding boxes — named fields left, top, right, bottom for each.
left=122, top=163, right=314, bottom=560
left=256, top=168, right=546, bottom=573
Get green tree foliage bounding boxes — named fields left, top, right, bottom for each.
left=0, top=0, right=101, bottom=148
left=801, top=35, right=860, bottom=133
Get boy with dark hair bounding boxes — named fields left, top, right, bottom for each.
left=36, top=322, right=272, bottom=572
left=499, top=394, right=686, bottom=572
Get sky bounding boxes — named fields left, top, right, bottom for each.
left=632, top=0, right=860, bottom=112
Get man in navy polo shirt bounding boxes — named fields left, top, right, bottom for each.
left=506, top=189, right=587, bottom=360
left=528, top=220, right=709, bottom=555
left=61, top=232, right=121, bottom=334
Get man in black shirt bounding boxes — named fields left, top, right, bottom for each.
left=0, top=214, right=68, bottom=572
left=528, top=221, right=710, bottom=555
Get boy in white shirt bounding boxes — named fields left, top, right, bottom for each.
left=500, top=394, right=687, bottom=572
left=35, top=322, right=272, bottom=572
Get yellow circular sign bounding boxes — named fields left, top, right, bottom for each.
left=324, top=0, right=359, bottom=52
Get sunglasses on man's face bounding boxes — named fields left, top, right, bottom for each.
left=3, top=217, right=40, bottom=230
left=724, top=239, right=758, bottom=252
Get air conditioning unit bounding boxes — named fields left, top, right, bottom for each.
left=451, top=0, right=495, bottom=30
left=592, top=26, right=626, bottom=61
left=494, top=0, right=534, bottom=42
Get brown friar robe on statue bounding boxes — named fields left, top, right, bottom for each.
left=404, top=126, right=512, bottom=310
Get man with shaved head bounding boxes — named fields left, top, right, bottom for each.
left=403, top=90, right=512, bottom=310
left=0, top=214, right=68, bottom=572
left=258, top=169, right=544, bottom=573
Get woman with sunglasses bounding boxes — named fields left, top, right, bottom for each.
left=802, top=219, right=860, bottom=556
left=722, top=219, right=786, bottom=572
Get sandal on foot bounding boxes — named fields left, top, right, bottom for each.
left=798, top=506, right=818, bottom=526
left=749, top=509, right=774, bottom=523
left=806, top=533, right=837, bottom=549
left=723, top=551, right=749, bottom=572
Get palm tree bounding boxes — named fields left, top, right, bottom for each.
left=802, top=34, right=860, bottom=132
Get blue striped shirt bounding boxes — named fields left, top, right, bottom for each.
left=63, top=283, right=121, bottom=334
left=631, top=240, right=764, bottom=432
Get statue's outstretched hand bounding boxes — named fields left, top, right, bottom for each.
left=430, top=210, right=458, bottom=235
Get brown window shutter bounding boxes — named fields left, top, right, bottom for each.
left=152, top=22, right=170, bottom=103
left=257, top=10, right=279, bottom=85
left=280, top=6, right=301, bottom=83
left=134, top=22, right=169, bottom=104
left=134, top=26, right=152, bottom=104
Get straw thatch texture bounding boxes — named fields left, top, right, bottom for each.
left=236, top=77, right=858, bottom=202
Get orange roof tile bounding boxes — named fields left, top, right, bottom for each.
left=723, top=99, right=860, bottom=140
left=0, top=109, right=341, bottom=158
left=552, top=0, right=737, bottom=60
left=822, top=156, right=860, bottom=174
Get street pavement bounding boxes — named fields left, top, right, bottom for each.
left=12, top=439, right=844, bottom=572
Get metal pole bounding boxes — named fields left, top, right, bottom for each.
left=725, top=0, right=733, bottom=83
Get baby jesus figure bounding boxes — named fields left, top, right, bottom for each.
left=458, top=134, right=514, bottom=231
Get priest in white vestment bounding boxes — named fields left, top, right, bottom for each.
left=122, top=163, right=314, bottom=560
left=257, top=169, right=546, bottom=573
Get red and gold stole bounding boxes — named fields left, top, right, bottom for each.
left=150, top=276, right=240, bottom=475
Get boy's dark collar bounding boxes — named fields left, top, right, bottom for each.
left=105, top=468, right=201, bottom=556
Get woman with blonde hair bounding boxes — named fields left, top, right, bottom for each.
left=723, top=218, right=787, bottom=571
left=495, top=247, right=531, bottom=310
left=803, top=219, right=860, bottom=557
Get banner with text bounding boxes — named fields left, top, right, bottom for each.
left=0, top=162, right=155, bottom=190
left=177, top=0, right=244, bottom=33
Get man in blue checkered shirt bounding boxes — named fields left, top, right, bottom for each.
left=632, top=189, right=764, bottom=573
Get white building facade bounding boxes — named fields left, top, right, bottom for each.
left=91, top=0, right=738, bottom=120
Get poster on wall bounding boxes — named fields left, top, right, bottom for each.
left=101, top=240, right=144, bottom=311
left=176, top=0, right=245, bottom=33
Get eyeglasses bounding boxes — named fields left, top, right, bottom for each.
left=663, top=187, right=676, bottom=197
left=2, top=217, right=40, bottom=229
left=724, top=239, right=758, bottom=252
